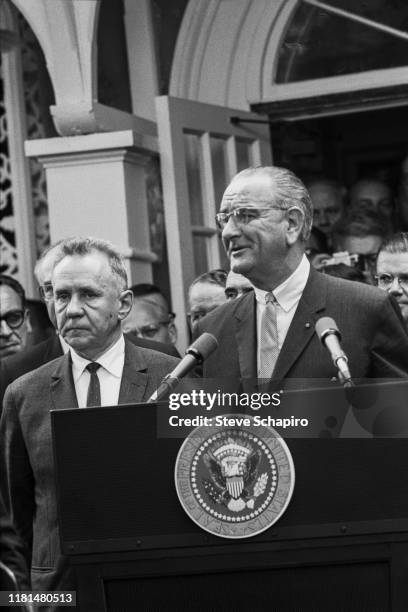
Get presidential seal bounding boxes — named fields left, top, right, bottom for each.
left=175, top=414, right=295, bottom=539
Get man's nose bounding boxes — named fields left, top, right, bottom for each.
left=388, top=277, right=403, bottom=295
left=222, top=214, right=241, bottom=243
left=0, top=319, right=13, bottom=337
left=65, top=294, right=84, bottom=317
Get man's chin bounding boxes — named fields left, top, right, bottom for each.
left=62, top=332, right=90, bottom=348
left=230, top=257, right=251, bottom=276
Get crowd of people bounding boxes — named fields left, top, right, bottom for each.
left=1, top=159, right=408, bottom=601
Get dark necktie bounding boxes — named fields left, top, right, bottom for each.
left=259, top=292, right=279, bottom=379
left=86, top=362, right=101, bottom=407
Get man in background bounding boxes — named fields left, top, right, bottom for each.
left=187, top=269, right=227, bottom=331
left=307, top=178, right=345, bottom=247
left=122, top=283, right=178, bottom=351
left=0, top=275, right=32, bottom=360
left=350, top=178, right=394, bottom=231
left=376, top=232, right=408, bottom=328
left=225, top=270, right=253, bottom=300
left=332, top=212, right=387, bottom=282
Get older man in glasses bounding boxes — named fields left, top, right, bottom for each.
left=376, top=232, right=408, bottom=329
left=194, top=166, right=408, bottom=384
left=0, top=275, right=32, bottom=360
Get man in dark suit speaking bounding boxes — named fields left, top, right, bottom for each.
left=0, top=237, right=179, bottom=597
left=195, top=167, right=408, bottom=383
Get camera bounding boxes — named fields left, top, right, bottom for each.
left=321, top=251, right=359, bottom=267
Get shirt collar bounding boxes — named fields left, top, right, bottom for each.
left=58, top=334, right=70, bottom=354
left=254, top=254, right=310, bottom=312
left=70, top=334, right=125, bottom=382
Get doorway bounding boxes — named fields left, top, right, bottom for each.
left=269, top=106, right=407, bottom=201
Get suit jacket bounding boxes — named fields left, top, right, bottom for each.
left=195, top=268, right=408, bottom=384
left=0, top=338, right=179, bottom=596
left=0, top=493, right=30, bottom=591
left=0, top=333, right=179, bottom=409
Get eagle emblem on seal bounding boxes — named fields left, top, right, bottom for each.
left=175, top=417, right=294, bottom=538
left=203, top=435, right=268, bottom=512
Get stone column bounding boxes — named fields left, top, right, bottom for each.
left=25, top=130, right=158, bottom=283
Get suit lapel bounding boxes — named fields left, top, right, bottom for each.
left=44, top=334, right=63, bottom=361
left=273, top=269, right=327, bottom=380
left=118, top=339, right=149, bottom=404
left=50, top=340, right=148, bottom=409
left=50, top=353, right=78, bottom=410
left=234, top=293, right=257, bottom=379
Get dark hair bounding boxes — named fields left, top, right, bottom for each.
left=55, top=237, right=128, bottom=290
left=129, top=283, right=172, bottom=316
left=378, top=232, right=408, bottom=256
left=129, top=283, right=164, bottom=298
left=190, top=269, right=228, bottom=289
left=323, top=263, right=367, bottom=284
left=0, top=274, right=26, bottom=308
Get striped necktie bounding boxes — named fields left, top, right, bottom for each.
left=258, top=292, right=279, bottom=380
left=86, top=362, right=101, bottom=407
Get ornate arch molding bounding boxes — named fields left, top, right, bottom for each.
left=169, top=0, right=289, bottom=110
left=10, top=0, right=102, bottom=135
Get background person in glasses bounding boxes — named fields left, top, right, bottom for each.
left=0, top=275, right=32, bottom=360
left=376, top=232, right=408, bottom=328
left=194, top=166, right=408, bottom=384
left=122, top=283, right=179, bottom=353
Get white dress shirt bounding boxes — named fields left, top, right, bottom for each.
left=58, top=334, right=70, bottom=354
left=255, top=255, right=310, bottom=376
left=70, top=334, right=125, bottom=408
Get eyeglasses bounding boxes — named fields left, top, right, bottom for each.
left=374, top=273, right=408, bottom=292
left=215, top=206, right=286, bottom=230
left=39, top=283, right=53, bottom=302
left=0, top=309, right=25, bottom=329
left=188, top=311, right=208, bottom=325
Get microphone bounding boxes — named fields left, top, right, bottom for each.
left=147, top=332, right=218, bottom=402
left=315, top=317, right=353, bottom=385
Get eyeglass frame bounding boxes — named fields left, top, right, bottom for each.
left=0, top=309, right=26, bottom=330
left=39, top=283, right=54, bottom=302
left=215, top=205, right=289, bottom=230
left=187, top=310, right=209, bottom=325
left=374, top=273, right=408, bottom=292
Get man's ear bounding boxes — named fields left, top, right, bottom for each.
left=25, top=309, right=33, bottom=334
left=118, top=290, right=133, bottom=320
left=168, top=321, right=178, bottom=346
left=285, top=207, right=304, bottom=245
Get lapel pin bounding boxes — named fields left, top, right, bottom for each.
left=305, top=323, right=311, bottom=329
